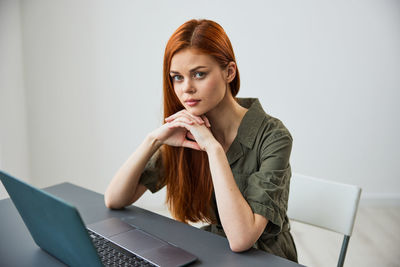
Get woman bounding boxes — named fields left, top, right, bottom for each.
left=105, top=19, right=297, bottom=262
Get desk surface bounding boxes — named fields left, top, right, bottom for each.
left=0, top=182, right=304, bottom=267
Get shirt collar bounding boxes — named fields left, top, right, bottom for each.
left=225, top=98, right=267, bottom=165
left=236, top=98, right=267, bottom=149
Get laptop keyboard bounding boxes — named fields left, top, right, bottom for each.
left=87, top=229, right=157, bottom=267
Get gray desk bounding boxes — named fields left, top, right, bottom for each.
left=0, top=182, right=304, bottom=267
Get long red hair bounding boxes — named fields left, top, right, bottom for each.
left=161, top=19, right=240, bottom=223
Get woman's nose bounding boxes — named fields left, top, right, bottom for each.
left=182, top=79, right=196, bottom=94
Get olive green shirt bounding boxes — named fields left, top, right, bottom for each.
left=139, top=98, right=297, bottom=262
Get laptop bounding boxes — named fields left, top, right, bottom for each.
left=0, top=170, right=197, bottom=267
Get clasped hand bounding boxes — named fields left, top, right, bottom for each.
left=152, top=110, right=216, bottom=152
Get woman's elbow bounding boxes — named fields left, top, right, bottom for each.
left=228, top=238, right=253, bottom=253
left=104, top=195, right=124, bottom=210
left=104, top=197, right=115, bottom=209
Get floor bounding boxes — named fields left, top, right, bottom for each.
left=291, top=205, right=400, bottom=267
left=153, top=205, right=400, bottom=267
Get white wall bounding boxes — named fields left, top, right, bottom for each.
left=1, top=0, right=399, bottom=206
left=0, top=0, right=30, bottom=199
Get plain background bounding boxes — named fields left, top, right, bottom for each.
left=1, top=0, right=399, bottom=212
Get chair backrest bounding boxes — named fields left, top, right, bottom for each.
left=287, top=173, right=361, bottom=236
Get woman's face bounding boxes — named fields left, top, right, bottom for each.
left=169, top=48, right=231, bottom=116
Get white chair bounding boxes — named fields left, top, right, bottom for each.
left=287, top=173, right=362, bottom=267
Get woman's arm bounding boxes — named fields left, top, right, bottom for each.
left=104, top=135, right=162, bottom=209
left=166, top=112, right=268, bottom=252
left=105, top=114, right=206, bottom=209
left=206, top=143, right=268, bottom=252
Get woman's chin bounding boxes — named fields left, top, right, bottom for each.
left=185, top=107, right=206, bottom=117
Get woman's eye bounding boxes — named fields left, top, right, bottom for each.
left=194, top=72, right=206, bottom=79
left=172, top=75, right=183, bottom=81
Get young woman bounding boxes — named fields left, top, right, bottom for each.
left=105, top=19, right=297, bottom=262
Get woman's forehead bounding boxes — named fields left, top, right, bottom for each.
left=170, top=48, right=217, bottom=71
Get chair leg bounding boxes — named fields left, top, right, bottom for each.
left=337, top=235, right=350, bottom=267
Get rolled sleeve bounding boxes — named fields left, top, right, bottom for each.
left=244, top=132, right=292, bottom=235
left=138, top=149, right=165, bottom=193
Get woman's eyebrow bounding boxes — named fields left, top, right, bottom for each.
left=170, top=66, right=207, bottom=74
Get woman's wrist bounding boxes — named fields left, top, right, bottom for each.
left=145, top=133, right=163, bottom=152
left=204, top=139, right=223, bottom=154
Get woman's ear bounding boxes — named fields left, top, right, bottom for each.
left=225, top=62, right=236, bottom=83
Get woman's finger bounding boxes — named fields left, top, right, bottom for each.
left=201, top=115, right=211, bottom=128
left=166, top=115, right=198, bottom=126
left=170, top=117, right=194, bottom=125
left=165, top=121, right=201, bottom=150
left=166, top=110, right=204, bottom=125
left=165, top=110, right=187, bottom=122
left=182, top=140, right=201, bottom=151
left=167, top=121, right=192, bottom=130
left=166, top=110, right=201, bottom=123
left=186, top=131, right=195, bottom=141
left=167, top=117, right=195, bottom=125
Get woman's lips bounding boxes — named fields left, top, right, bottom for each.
left=185, top=100, right=200, bottom=107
